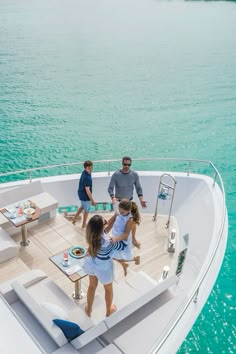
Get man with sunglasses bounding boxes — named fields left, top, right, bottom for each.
left=108, top=156, right=147, bottom=248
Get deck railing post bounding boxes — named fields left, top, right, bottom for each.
left=28, top=172, right=32, bottom=183
left=193, top=288, right=199, bottom=303
left=187, top=161, right=191, bottom=176
left=213, top=172, right=217, bottom=187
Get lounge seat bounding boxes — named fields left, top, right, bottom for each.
left=96, top=343, right=123, bottom=353
left=0, top=270, right=107, bottom=351
left=0, top=269, right=179, bottom=352
left=113, top=294, right=185, bottom=354
left=0, top=227, right=17, bottom=263
left=0, top=181, right=58, bottom=233
left=105, top=273, right=178, bottom=329
left=0, top=295, right=43, bottom=354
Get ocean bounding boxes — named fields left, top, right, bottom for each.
left=0, top=0, right=235, bottom=352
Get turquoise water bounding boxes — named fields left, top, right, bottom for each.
left=0, top=0, right=236, bottom=352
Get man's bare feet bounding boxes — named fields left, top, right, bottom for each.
left=132, top=239, right=141, bottom=249
left=85, top=305, right=91, bottom=317
left=106, top=304, right=117, bottom=317
left=134, top=256, right=140, bottom=265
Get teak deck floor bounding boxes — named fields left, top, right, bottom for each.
left=0, top=213, right=178, bottom=307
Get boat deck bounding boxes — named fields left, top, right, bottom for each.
left=0, top=212, right=178, bottom=308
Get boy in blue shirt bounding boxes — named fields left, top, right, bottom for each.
left=72, top=160, right=96, bottom=228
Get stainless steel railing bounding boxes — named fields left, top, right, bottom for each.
left=0, top=157, right=222, bottom=188
left=148, top=163, right=226, bottom=353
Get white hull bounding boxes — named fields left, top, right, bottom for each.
left=0, top=159, right=227, bottom=353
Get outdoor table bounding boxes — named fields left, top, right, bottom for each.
left=0, top=200, right=40, bottom=246
left=49, top=248, right=87, bottom=299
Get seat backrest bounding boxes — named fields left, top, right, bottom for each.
left=11, top=280, right=67, bottom=347
left=104, top=275, right=179, bottom=329
left=0, top=181, right=44, bottom=208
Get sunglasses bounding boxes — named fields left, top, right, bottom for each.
left=123, top=163, right=131, bottom=167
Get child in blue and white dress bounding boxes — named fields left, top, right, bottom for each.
left=111, top=199, right=141, bottom=275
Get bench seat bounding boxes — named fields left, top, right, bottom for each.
left=0, top=269, right=179, bottom=352
left=0, top=181, right=58, bottom=233
left=0, top=227, right=17, bottom=263
left=0, top=270, right=107, bottom=351
left=113, top=294, right=185, bottom=354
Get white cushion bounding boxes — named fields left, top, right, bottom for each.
left=70, top=321, right=108, bottom=350
left=40, top=302, right=69, bottom=321
left=97, top=343, right=123, bottom=353
left=0, top=228, right=17, bottom=263
left=105, top=275, right=178, bottom=329
left=125, top=271, right=157, bottom=293
left=0, top=269, right=48, bottom=304
left=11, top=280, right=67, bottom=347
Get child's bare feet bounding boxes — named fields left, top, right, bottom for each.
left=134, top=256, right=140, bottom=265
left=82, top=223, right=87, bottom=229
left=106, top=304, right=117, bottom=317
left=72, top=220, right=76, bottom=225
left=132, top=239, right=141, bottom=249
left=122, top=262, right=129, bottom=277
left=85, top=305, right=91, bottom=317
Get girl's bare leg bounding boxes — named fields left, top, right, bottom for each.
left=85, top=275, right=98, bottom=317
left=103, top=282, right=117, bottom=317
left=119, top=259, right=129, bottom=276
left=123, top=256, right=140, bottom=265
left=72, top=206, right=83, bottom=224
left=131, top=223, right=141, bottom=249
left=114, top=259, right=129, bottom=276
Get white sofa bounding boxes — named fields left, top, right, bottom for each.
left=0, top=270, right=106, bottom=352
left=0, top=227, right=17, bottom=263
left=0, top=181, right=58, bottom=234
left=0, top=270, right=178, bottom=353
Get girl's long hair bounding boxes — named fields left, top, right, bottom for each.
left=86, top=215, right=103, bottom=257
left=118, top=199, right=141, bottom=225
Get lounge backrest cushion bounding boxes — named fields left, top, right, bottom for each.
left=0, top=181, right=44, bottom=208
left=0, top=270, right=48, bottom=304
left=105, top=275, right=179, bottom=329
left=41, top=302, right=69, bottom=320
left=70, top=321, right=108, bottom=350
left=11, top=280, right=67, bottom=347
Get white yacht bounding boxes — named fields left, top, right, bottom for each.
left=0, top=158, right=227, bottom=354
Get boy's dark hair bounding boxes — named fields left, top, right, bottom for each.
left=122, top=156, right=132, bottom=164
left=84, top=160, right=93, bottom=168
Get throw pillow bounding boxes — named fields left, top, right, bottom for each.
left=40, top=302, right=68, bottom=320
left=53, top=319, right=84, bottom=341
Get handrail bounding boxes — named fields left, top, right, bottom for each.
left=148, top=163, right=226, bottom=353
left=0, top=157, right=221, bottom=183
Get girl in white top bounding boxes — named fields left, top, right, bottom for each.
left=111, top=199, right=141, bottom=276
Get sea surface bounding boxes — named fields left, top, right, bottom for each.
left=0, top=0, right=236, bottom=352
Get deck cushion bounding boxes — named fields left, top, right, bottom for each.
left=11, top=280, right=67, bottom=347
left=0, top=228, right=17, bottom=263
left=0, top=269, right=48, bottom=304
left=70, top=321, right=108, bottom=350
left=41, top=302, right=69, bottom=320
left=105, top=275, right=178, bottom=329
